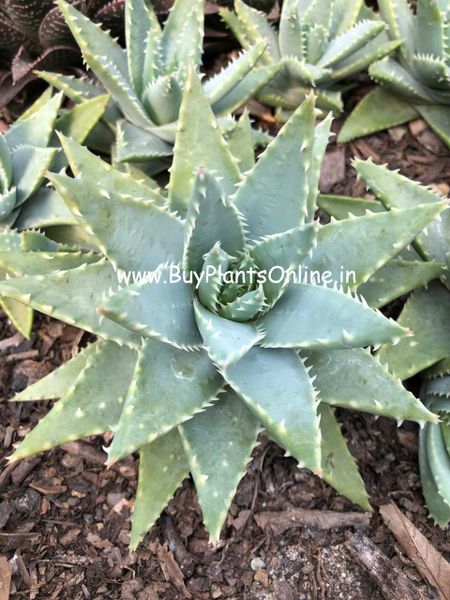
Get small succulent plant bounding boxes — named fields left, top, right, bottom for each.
left=39, top=0, right=279, bottom=166
left=0, top=87, right=109, bottom=337
left=340, top=0, right=450, bottom=145
left=220, top=0, right=400, bottom=116
left=0, top=75, right=443, bottom=547
left=0, top=0, right=125, bottom=109
left=0, top=92, right=60, bottom=229
left=318, top=160, right=450, bottom=526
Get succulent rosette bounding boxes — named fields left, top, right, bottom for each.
left=0, top=73, right=443, bottom=547
left=37, top=0, right=279, bottom=164
left=221, top=0, right=400, bottom=115
left=341, top=0, right=450, bottom=145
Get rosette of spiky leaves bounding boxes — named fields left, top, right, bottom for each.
left=0, top=74, right=441, bottom=548
left=38, top=0, right=279, bottom=166
left=0, top=87, right=109, bottom=337
left=220, top=0, right=400, bottom=116
left=0, top=0, right=125, bottom=109
left=341, top=0, right=450, bottom=146
left=319, top=161, right=450, bottom=379
left=319, top=160, right=450, bottom=526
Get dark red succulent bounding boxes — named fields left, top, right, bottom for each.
left=0, top=0, right=125, bottom=109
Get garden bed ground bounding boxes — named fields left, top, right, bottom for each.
left=1, top=99, right=450, bottom=599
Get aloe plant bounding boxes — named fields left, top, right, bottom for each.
left=0, top=0, right=125, bottom=109
left=220, top=0, right=400, bottom=116
left=0, top=87, right=108, bottom=337
left=318, top=160, right=450, bottom=526
left=38, top=0, right=279, bottom=166
left=340, top=0, right=450, bottom=145
left=0, top=75, right=443, bottom=547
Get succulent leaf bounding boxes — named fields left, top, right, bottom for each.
left=416, top=0, right=445, bottom=59
left=233, top=0, right=280, bottom=62
left=317, top=194, right=384, bottom=219
left=419, top=422, right=450, bottom=527
left=115, top=120, right=174, bottom=163
left=210, top=63, right=281, bottom=117
left=183, top=171, right=245, bottom=274
left=319, top=403, right=371, bottom=510
left=306, top=348, right=437, bottom=423
left=160, top=0, right=204, bottom=73
left=50, top=169, right=183, bottom=272
left=204, top=41, right=267, bottom=106
left=250, top=224, right=317, bottom=305
left=359, top=258, right=444, bottom=308
left=378, top=283, right=450, bottom=380
left=317, top=20, right=385, bottom=68
left=125, top=0, right=155, bottom=98
left=259, top=283, right=407, bottom=350
left=306, top=202, right=447, bottom=289
left=425, top=412, right=450, bottom=516
left=106, top=338, right=223, bottom=463
left=417, top=104, right=450, bottom=149
left=101, top=268, right=202, bottom=349
left=339, top=87, right=419, bottom=143
left=227, top=112, right=255, bottom=174
left=179, top=389, right=259, bottom=543
left=0, top=296, right=33, bottom=338
left=0, top=135, right=12, bottom=192
left=4, top=91, right=62, bottom=149
left=0, top=260, right=140, bottom=346
left=56, top=0, right=152, bottom=129
left=13, top=342, right=101, bottom=402
left=168, top=70, right=242, bottom=213
left=197, top=244, right=232, bottom=313
left=131, top=430, right=189, bottom=550
left=354, top=159, right=450, bottom=264
left=224, top=347, right=321, bottom=473
left=234, top=94, right=317, bottom=239
left=9, top=340, right=136, bottom=461
left=194, top=298, right=262, bottom=367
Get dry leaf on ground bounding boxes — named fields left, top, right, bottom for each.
left=0, top=556, right=11, bottom=600
left=380, top=503, right=450, bottom=600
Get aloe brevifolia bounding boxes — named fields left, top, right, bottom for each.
left=0, top=87, right=109, bottom=337
left=221, top=0, right=400, bottom=116
left=340, top=0, right=450, bottom=145
left=38, top=0, right=279, bottom=166
left=0, top=74, right=443, bottom=547
left=318, top=160, right=450, bottom=526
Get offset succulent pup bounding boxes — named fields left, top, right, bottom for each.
left=0, top=88, right=109, bottom=336
left=221, top=0, right=400, bottom=116
left=38, top=0, right=280, bottom=165
left=319, top=159, right=450, bottom=527
left=341, top=0, right=450, bottom=145
left=0, top=76, right=442, bottom=547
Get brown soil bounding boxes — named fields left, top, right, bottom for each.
left=1, top=105, right=450, bottom=599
